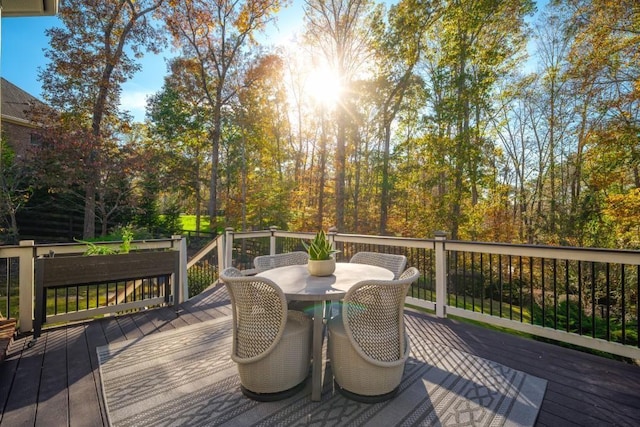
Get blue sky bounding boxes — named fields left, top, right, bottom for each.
left=1, top=1, right=543, bottom=123
left=0, top=4, right=305, bottom=122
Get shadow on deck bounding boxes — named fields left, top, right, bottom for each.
left=0, top=284, right=639, bottom=426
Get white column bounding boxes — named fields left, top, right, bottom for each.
left=18, top=240, right=35, bottom=333
left=434, top=231, right=447, bottom=318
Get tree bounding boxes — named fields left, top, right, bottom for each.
left=564, top=0, right=640, bottom=246
left=147, top=58, right=210, bottom=233
left=369, top=0, right=439, bottom=234
left=0, top=142, right=32, bottom=244
left=39, top=0, right=165, bottom=238
left=423, top=0, right=534, bottom=239
left=28, top=106, right=140, bottom=237
left=233, top=54, right=295, bottom=230
left=304, top=0, right=375, bottom=230
left=163, top=0, right=284, bottom=231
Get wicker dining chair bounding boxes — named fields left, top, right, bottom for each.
left=349, top=252, right=407, bottom=279
left=254, top=251, right=314, bottom=313
left=327, top=267, right=420, bottom=402
left=220, top=267, right=312, bottom=401
left=253, top=251, right=309, bottom=272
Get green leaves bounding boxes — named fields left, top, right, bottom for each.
left=302, top=230, right=340, bottom=261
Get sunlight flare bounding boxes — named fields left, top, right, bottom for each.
left=306, top=66, right=342, bottom=108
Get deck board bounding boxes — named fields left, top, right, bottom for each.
left=1, top=284, right=639, bottom=427
left=66, top=323, right=104, bottom=427
left=406, top=310, right=640, bottom=427
left=36, top=327, right=68, bottom=427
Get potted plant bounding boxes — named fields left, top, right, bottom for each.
left=302, top=230, right=340, bottom=276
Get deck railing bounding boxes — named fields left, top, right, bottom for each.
left=0, top=236, right=187, bottom=334
left=223, top=227, right=640, bottom=360
left=2, top=228, right=639, bottom=360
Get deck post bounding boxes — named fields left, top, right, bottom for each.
left=434, top=231, right=447, bottom=318
left=172, top=235, right=187, bottom=304
left=224, top=227, right=234, bottom=271
left=18, top=240, right=35, bottom=333
left=269, top=226, right=278, bottom=255
left=328, top=226, right=337, bottom=253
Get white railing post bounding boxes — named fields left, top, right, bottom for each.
left=224, top=227, right=234, bottom=271
left=172, top=235, right=187, bottom=304
left=18, top=240, right=35, bottom=333
left=328, top=226, right=338, bottom=252
left=434, top=231, right=447, bottom=318
left=269, top=226, right=278, bottom=255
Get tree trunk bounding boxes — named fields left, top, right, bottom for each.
left=209, top=95, right=222, bottom=232
left=83, top=185, right=96, bottom=239
left=335, top=106, right=346, bottom=230
left=379, top=119, right=391, bottom=235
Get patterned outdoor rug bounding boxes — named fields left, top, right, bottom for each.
left=97, top=315, right=547, bottom=426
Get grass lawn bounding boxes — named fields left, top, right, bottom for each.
left=179, top=215, right=211, bottom=232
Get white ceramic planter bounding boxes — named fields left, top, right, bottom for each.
left=307, top=258, right=336, bottom=276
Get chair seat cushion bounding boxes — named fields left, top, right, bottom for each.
left=328, top=315, right=409, bottom=397
left=236, top=310, right=312, bottom=394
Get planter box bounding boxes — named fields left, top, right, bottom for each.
left=32, top=251, right=180, bottom=342
left=36, top=251, right=179, bottom=287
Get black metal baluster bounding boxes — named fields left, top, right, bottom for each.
left=480, top=253, right=485, bottom=315
left=578, top=261, right=583, bottom=336
left=621, top=265, right=626, bottom=344
left=509, top=255, right=513, bottom=320
left=519, top=256, right=523, bottom=323
left=463, top=252, right=467, bottom=309
left=606, top=263, right=611, bottom=341
left=591, top=262, right=596, bottom=339
left=541, top=259, right=546, bottom=327
left=489, top=254, right=494, bottom=316
left=565, top=259, right=570, bottom=332
left=530, top=256, right=534, bottom=325
left=499, top=254, right=504, bottom=318
left=553, top=259, right=558, bottom=330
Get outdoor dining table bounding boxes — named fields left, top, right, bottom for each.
left=257, top=263, right=394, bottom=401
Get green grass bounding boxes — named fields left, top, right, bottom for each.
left=179, top=214, right=211, bottom=232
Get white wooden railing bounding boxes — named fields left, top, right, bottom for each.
left=2, top=228, right=639, bottom=361
left=223, top=227, right=640, bottom=361
left=0, top=236, right=186, bottom=334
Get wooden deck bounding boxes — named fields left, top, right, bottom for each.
left=1, top=283, right=639, bottom=426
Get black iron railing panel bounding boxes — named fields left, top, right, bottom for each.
left=446, top=250, right=640, bottom=348
left=231, top=236, right=270, bottom=270
left=0, top=257, right=19, bottom=320
left=45, top=275, right=169, bottom=316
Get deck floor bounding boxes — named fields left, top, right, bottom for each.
left=1, top=284, right=639, bottom=426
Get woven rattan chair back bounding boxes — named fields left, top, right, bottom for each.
left=220, top=267, right=288, bottom=360
left=342, top=267, right=420, bottom=362
left=253, top=251, right=309, bottom=272
left=349, top=252, right=407, bottom=279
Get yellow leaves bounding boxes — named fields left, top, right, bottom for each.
left=235, top=0, right=282, bottom=33
left=603, top=190, right=640, bottom=224
left=603, top=189, right=640, bottom=248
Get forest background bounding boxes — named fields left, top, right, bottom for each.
left=1, top=0, right=638, bottom=250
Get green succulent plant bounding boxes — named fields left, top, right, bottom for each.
left=302, top=230, right=340, bottom=261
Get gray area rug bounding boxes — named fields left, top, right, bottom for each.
left=97, top=316, right=547, bottom=426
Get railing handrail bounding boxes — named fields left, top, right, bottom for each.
left=444, top=240, right=640, bottom=265
left=187, top=234, right=224, bottom=269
